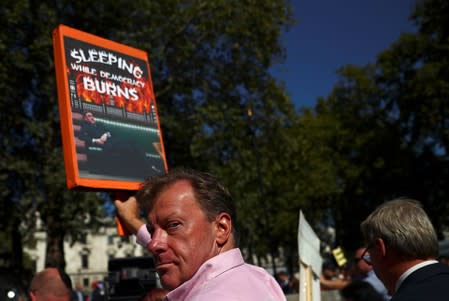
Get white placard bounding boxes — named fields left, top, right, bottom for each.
left=298, top=210, right=322, bottom=277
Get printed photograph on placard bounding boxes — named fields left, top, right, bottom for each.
left=65, top=37, right=165, bottom=182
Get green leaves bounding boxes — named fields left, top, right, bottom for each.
left=1, top=0, right=296, bottom=270
left=3, top=0, right=446, bottom=275
left=309, top=0, right=449, bottom=249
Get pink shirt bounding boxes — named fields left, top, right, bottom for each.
left=136, top=225, right=286, bottom=301
left=166, top=248, right=286, bottom=301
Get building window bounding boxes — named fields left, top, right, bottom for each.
left=81, top=254, right=89, bottom=269
left=83, top=278, right=89, bottom=287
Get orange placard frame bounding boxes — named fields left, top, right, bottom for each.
left=53, top=24, right=167, bottom=190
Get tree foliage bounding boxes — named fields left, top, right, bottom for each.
left=375, top=0, right=449, bottom=236
left=4, top=0, right=448, bottom=280
left=312, top=0, right=449, bottom=249
left=0, top=0, right=296, bottom=273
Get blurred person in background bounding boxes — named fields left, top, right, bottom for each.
left=361, top=198, right=449, bottom=301
left=29, top=267, right=73, bottom=301
left=275, top=271, right=293, bottom=294
left=320, top=248, right=389, bottom=300
left=340, top=280, right=384, bottom=301
left=73, top=283, right=87, bottom=301
left=90, top=281, right=105, bottom=301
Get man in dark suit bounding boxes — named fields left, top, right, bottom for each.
left=360, top=198, right=449, bottom=301
left=80, top=111, right=111, bottom=148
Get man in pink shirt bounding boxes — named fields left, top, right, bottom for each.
left=115, top=168, right=286, bottom=300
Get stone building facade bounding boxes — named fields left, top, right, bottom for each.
left=24, top=221, right=147, bottom=291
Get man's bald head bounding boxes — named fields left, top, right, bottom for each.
left=29, top=268, right=72, bottom=301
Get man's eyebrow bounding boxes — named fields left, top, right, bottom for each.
left=147, top=213, right=182, bottom=229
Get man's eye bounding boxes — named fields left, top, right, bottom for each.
left=167, top=222, right=180, bottom=229
left=146, top=224, right=154, bottom=235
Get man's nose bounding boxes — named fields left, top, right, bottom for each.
left=148, top=228, right=168, bottom=253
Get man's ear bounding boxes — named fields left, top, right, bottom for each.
left=215, top=212, right=232, bottom=246
left=375, top=237, right=387, bottom=257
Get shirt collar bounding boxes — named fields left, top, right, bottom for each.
left=394, top=259, right=438, bottom=292
left=166, top=248, right=244, bottom=300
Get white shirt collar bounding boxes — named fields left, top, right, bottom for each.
left=394, top=259, right=438, bottom=292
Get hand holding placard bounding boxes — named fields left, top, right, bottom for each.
left=114, top=193, right=145, bottom=236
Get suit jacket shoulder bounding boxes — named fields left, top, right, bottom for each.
left=392, top=262, right=449, bottom=301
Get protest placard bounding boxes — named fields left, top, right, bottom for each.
left=53, top=25, right=167, bottom=190
left=298, top=210, right=322, bottom=301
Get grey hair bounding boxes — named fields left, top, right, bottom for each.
left=360, top=198, right=439, bottom=259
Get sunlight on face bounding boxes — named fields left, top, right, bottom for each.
left=147, top=180, right=219, bottom=290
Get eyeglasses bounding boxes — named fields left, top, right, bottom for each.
left=361, top=246, right=372, bottom=265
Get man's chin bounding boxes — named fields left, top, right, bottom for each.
left=160, top=279, right=178, bottom=291
left=159, top=272, right=180, bottom=291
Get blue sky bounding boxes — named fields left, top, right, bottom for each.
left=271, top=0, right=417, bottom=110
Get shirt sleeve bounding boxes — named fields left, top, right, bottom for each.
left=136, top=223, right=151, bottom=248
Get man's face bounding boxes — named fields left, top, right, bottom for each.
left=84, top=112, right=95, bottom=124
left=146, top=180, right=219, bottom=290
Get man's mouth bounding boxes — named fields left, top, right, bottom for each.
left=156, top=259, right=175, bottom=273
left=157, top=262, right=172, bottom=268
